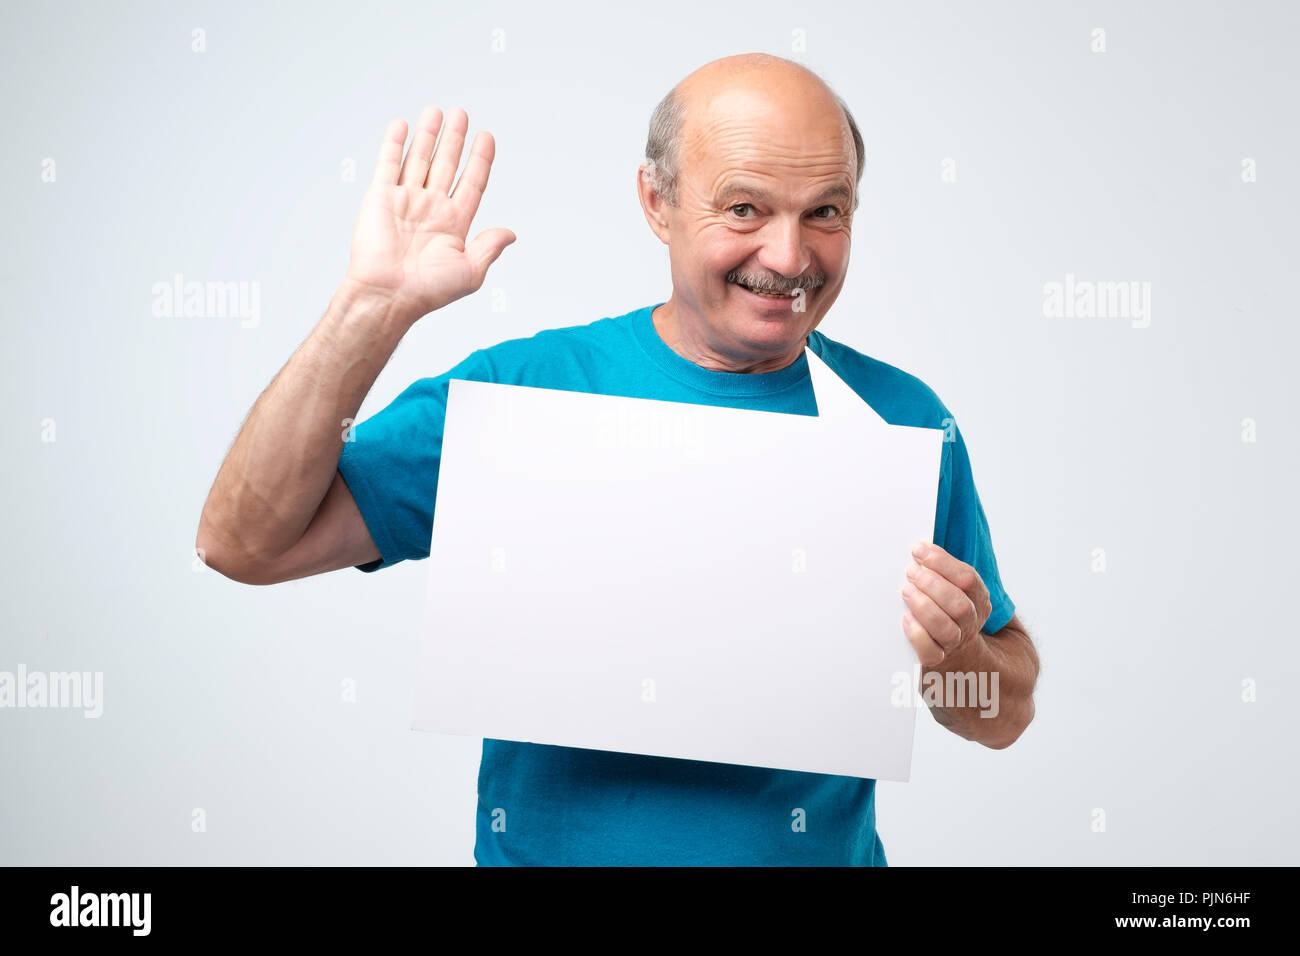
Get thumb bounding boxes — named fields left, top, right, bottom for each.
left=465, top=228, right=516, bottom=286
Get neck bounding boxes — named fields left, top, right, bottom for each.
left=651, top=298, right=807, bottom=374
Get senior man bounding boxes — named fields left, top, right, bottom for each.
left=197, top=52, right=1039, bottom=866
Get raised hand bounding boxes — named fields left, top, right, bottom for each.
left=345, top=106, right=515, bottom=320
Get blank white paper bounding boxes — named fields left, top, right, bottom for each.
left=411, top=346, right=944, bottom=780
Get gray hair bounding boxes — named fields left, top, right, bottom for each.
left=643, top=82, right=866, bottom=209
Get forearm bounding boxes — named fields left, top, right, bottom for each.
left=921, top=624, right=1038, bottom=749
left=196, top=279, right=413, bottom=569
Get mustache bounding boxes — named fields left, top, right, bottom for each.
left=725, top=268, right=826, bottom=294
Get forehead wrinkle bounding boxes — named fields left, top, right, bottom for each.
left=712, top=178, right=854, bottom=208
left=683, top=130, right=854, bottom=201
left=695, top=147, right=854, bottom=196
left=704, top=149, right=855, bottom=191
left=685, top=120, right=849, bottom=167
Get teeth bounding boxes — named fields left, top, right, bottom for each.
left=735, top=282, right=794, bottom=297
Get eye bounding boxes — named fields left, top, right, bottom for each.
left=811, top=205, right=841, bottom=219
left=729, top=203, right=756, bottom=218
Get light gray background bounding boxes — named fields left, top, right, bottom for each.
left=2, top=0, right=1295, bottom=865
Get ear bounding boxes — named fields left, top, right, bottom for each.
left=636, top=162, right=671, bottom=245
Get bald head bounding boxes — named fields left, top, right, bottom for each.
left=644, top=54, right=865, bottom=207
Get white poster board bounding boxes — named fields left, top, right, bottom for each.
left=411, top=347, right=944, bottom=780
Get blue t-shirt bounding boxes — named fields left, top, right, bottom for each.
left=337, top=302, right=1015, bottom=866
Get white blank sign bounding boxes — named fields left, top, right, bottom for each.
left=411, top=347, right=944, bottom=780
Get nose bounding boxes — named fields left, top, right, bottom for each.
left=756, top=216, right=811, bottom=279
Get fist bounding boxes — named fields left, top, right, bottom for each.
left=899, top=541, right=992, bottom=667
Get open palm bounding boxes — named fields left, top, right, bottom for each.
left=346, top=106, right=515, bottom=318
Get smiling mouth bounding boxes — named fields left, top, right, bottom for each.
left=730, top=279, right=807, bottom=299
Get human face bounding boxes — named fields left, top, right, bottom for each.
left=645, top=88, right=855, bottom=372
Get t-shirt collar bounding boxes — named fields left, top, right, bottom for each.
left=630, top=302, right=814, bottom=397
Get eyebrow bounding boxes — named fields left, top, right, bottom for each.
left=714, top=181, right=854, bottom=209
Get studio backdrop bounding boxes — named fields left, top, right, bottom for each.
left=1, top=0, right=1295, bottom=865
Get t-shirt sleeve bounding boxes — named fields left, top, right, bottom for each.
left=932, top=419, right=1016, bottom=635
left=336, top=349, right=495, bottom=572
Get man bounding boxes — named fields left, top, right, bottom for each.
left=197, top=53, right=1039, bottom=865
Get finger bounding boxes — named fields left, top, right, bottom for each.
left=370, top=118, right=409, bottom=189
left=397, top=106, right=444, bottom=187
left=902, top=612, right=945, bottom=668
left=426, top=106, right=469, bottom=194
left=451, top=130, right=496, bottom=216
left=906, top=559, right=979, bottom=636
left=912, top=541, right=991, bottom=620
left=901, top=580, right=963, bottom=652
left=464, top=227, right=517, bottom=288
